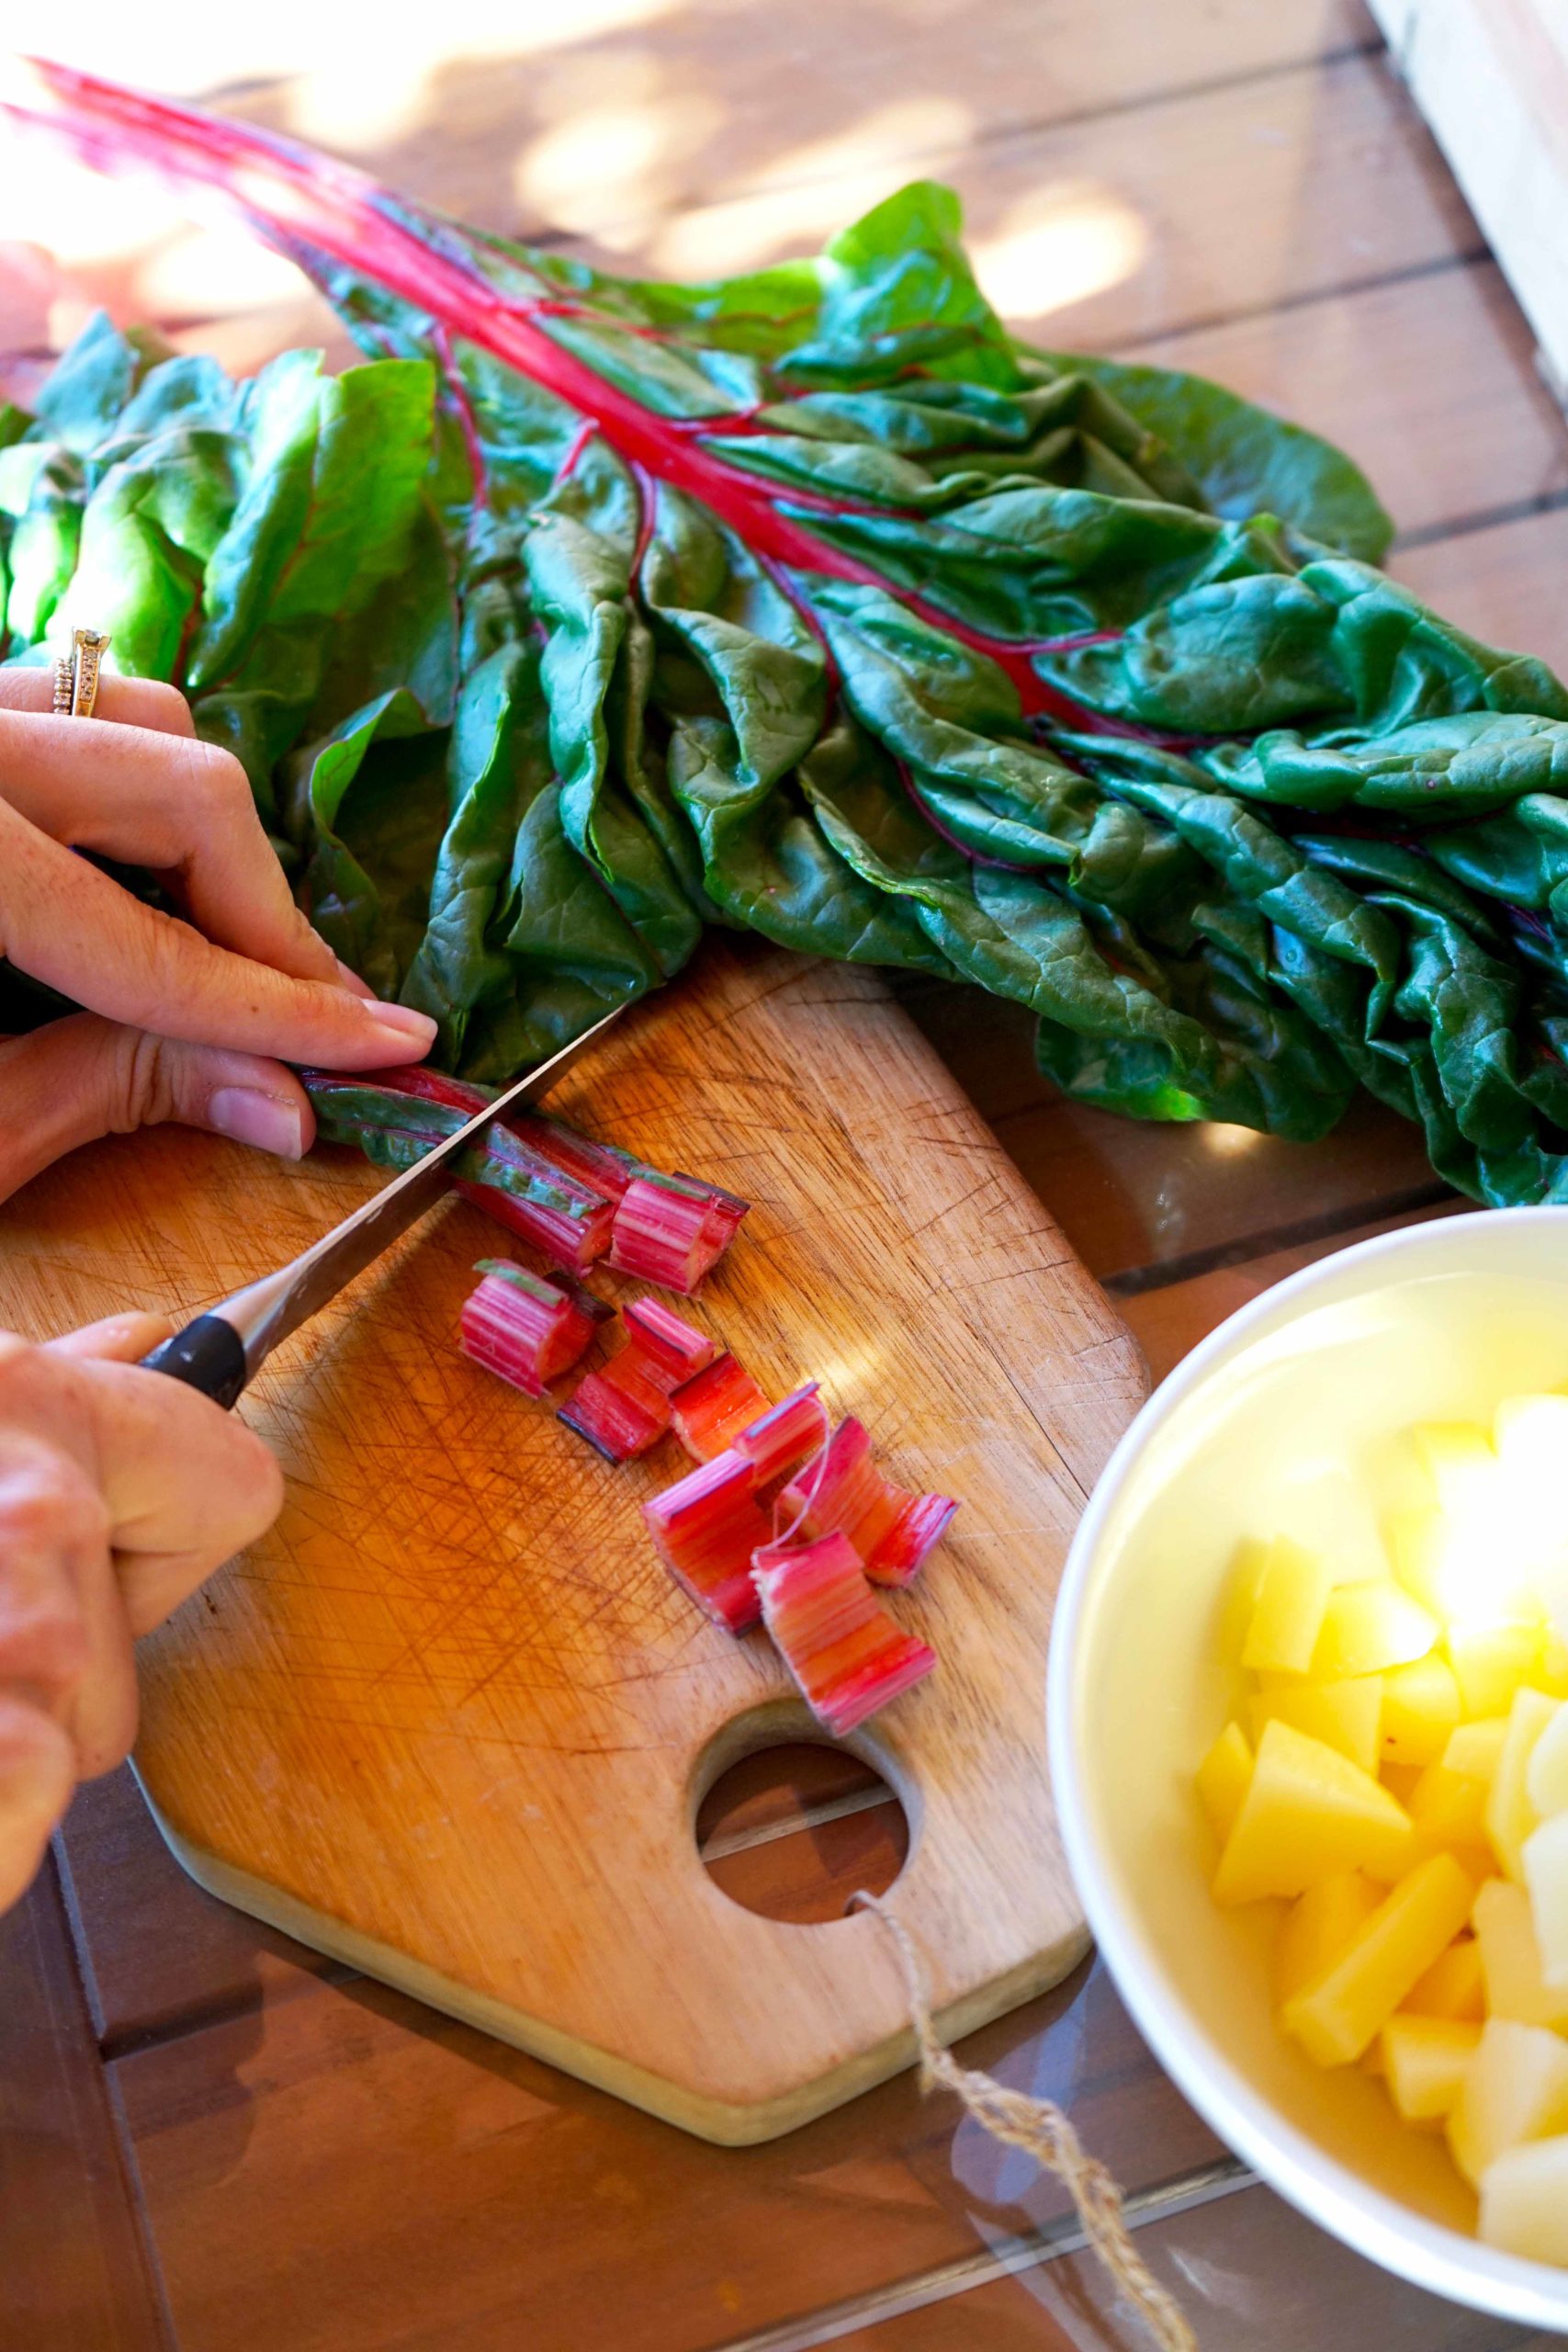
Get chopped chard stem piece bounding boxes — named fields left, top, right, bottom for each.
left=752, top=1533, right=937, bottom=1735
left=671, top=1353, right=772, bottom=1463
left=644, top=1451, right=771, bottom=1632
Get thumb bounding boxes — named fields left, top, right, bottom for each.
left=0, top=1014, right=317, bottom=1204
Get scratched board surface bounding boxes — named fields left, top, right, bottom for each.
left=0, top=939, right=1145, bottom=2140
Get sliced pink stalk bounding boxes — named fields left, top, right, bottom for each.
left=620, top=1298, right=716, bottom=1387
left=558, top=1363, right=668, bottom=1461
left=610, top=1172, right=741, bottom=1294
left=453, top=1177, right=615, bottom=1276
left=751, top=1533, right=936, bottom=1735
left=506, top=1112, right=642, bottom=1204
left=644, top=1451, right=770, bottom=1632
left=671, top=1352, right=771, bottom=1463
left=458, top=1261, right=609, bottom=1398
left=780, top=1417, right=894, bottom=1553
left=734, top=1383, right=826, bottom=1486
left=863, top=1491, right=960, bottom=1589
left=558, top=1300, right=712, bottom=1458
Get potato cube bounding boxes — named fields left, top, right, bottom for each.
left=1280, top=1852, right=1474, bottom=2066
left=1448, top=2019, right=1568, bottom=2188
left=1448, top=1623, right=1545, bottom=1722
left=1541, top=1631, right=1568, bottom=1701
left=1381, top=1655, right=1461, bottom=1768
left=1523, top=1813, right=1568, bottom=1995
left=1473, top=1878, right=1568, bottom=2031
left=1213, top=1721, right=1414, bottom=1906
left=1401, top=1936, right=1484, bottom=2023
left=1218, top=1535, right=1271, bottom=1665
left=1196, top=1721, right=1253, bottom=1844
left=1442, top=1717, right=1510, bottom=1783
left=1383, top=1507, right=1446, bottom=1615
left=1479, top=2134, right=1568, bottom=2265
left=1380, top=2016, right=1482, bottom=2124
left=1251, top=1678, right=1382, bottom=1775
left=1275, top=1873, right=1382, bottom=2004
left=1241, top=1538, right=1333, bottom=1675
left=1312, top=1581, right=1438, bottom=1680
left=1412, top=1421, right=1496, bottom=1515
left=1525, top=1699, right=1568, bottom=1819
left=1486, top=1687, right=1557, bottom=1882
left=1406, top=1764, right=1489, bottom=1860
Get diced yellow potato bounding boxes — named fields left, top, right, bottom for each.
left=1401, top=1935, right=1485, bottom=2022
left=1525, top=1698, right=1568, bottom=1819
left=1275, top=1873, right=1383, bottom=2004
left=1251, top=1678, right=1382, bottom=1775
left=1448, top=2019, right=1568, bottom=2188
left=1406, top=1764, right=1489, bottom=1859
left=1412, top=1422, right=1497, bottom=1516
left=1196, top=1722, right=1253, bottom=1844
left=1479, top=2134, right=1568, bottom=2265
left=1540, top=1631, right=1568, bottom=1701
left=1522, top=1813, right=1568, bottom=1995
left=1217, top=1535, right=1271, bottom=1665
left=1382, top=1761, right=1423, bottom=1806
left=1448, top=1623, right=1545, bottom=1721
left=1473, top=1878, right=1568, bottom=2031
left=1443, top=1717, right=1511, bottom=1783
left=1381, top=1655, right=1462, bottom=1768
left=1486, top=1687, right=1557, bottom=1882
left=1312, top=1581, right=1438, bottom=1681
left=1213, top=1722, right=1414, bottom=1906
left=1280, top=1852, right=1475, bottom=2066
left=1360, top=2038, right=1386, bottom=2076
left=1383, top=1507, right=1446, bottom=1614
left=1242, top=1537, right=1333, bottom=1675
left=1381, top=2016, right=1483, bottom=2124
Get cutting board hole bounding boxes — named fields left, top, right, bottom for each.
left=696, top=1741, right=908, bottom=1925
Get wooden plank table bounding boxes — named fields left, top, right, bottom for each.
left=6, top=1, right=1568, bottom=2340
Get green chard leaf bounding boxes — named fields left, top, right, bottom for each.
left=18, top=130, right=1568, bottom=1214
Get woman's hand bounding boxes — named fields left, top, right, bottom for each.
left=0, top=1312, right=284, bottom=1912
left=0, top=665, right=436, bottom=1202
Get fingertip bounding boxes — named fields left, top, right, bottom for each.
left=47, top=1311, right=176, bottom=1365
left=0, top=1699, right=73, bottom=1907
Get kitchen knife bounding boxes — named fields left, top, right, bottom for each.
left=141, top=1004, right=628, bottom=1408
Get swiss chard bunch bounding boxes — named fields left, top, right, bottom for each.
left=9, top=63, right=1568, bottom=1206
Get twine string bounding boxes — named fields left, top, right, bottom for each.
left=852, top=1893, right=1198, bottom=2352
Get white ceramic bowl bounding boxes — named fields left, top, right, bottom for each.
left=1048, top=1206, right=1568, bottom=2332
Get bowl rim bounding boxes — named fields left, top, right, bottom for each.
left=1047, top=1204, right=1568, bottom=2329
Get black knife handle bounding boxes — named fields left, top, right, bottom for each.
left=140, top=1315, right=248, bottom=1409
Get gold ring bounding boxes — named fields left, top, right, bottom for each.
left=52, top=628, right=110, bottom=718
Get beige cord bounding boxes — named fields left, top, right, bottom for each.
left=853, top=1893, right=1199, bottom=2352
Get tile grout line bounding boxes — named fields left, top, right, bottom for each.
left=700, top=1787, right=899, bottom=1863
left=1109, top=245, right=1487, bottom=359
left=1099, top=1182, right=1460, bottom=1299
left=706, top=2160, right=1253, bottom=2352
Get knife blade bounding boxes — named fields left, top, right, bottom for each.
left=141, top=1002, right=629, bottom=1408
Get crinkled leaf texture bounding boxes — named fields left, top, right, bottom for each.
left=6, top=153, right=1568, bottom=1207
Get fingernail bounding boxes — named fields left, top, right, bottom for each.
left=364, top=1002, right=438, bottom=1049
left=333, top=956, right=377, bottom=1001
left=209, top=1088, right=307, bottom=1159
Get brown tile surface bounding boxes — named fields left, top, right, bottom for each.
left=1394, top=503, right=1568, bottom=681
left=820, top=2178, right=1539, bottom=2349
left=0, top=1860, right=166, bottom=2352
left=1132, top=260, right=1568, bottom=537
left=113, top=1954, right=1220, bottom=2352
left=54, top=1768, right=350, bottom=2053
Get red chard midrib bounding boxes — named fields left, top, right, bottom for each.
left=12, top=59, right=1145, bottom=733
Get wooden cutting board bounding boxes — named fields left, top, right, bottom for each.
left=0, top=940, right=1145, bottom=2143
